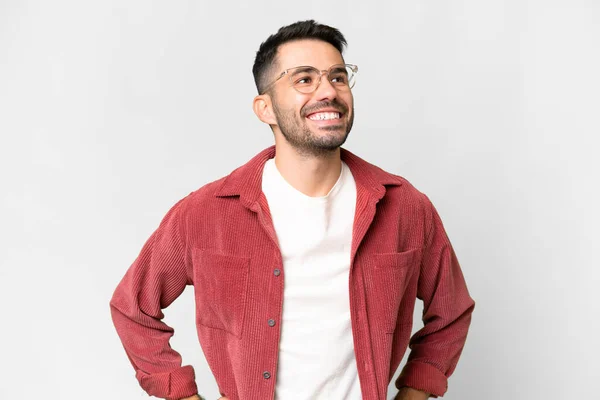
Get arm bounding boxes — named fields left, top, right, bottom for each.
left=395, top=196, right=475, bottom=397
left=109, top=199, right=199, bottom=400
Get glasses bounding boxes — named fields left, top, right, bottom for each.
left=261, top=64, right=358, bottom=94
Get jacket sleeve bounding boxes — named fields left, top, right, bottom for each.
left=395, top=195, right=475, bottom=397
left=109, top=199, right=198, bottom=400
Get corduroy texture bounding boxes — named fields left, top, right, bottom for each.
left=110, top=146, right=475, bottom=400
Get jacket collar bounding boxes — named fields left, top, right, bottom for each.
left=214, top=145, right=403, bottom=207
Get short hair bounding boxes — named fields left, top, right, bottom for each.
left=252, top=20, right=348, bottom=94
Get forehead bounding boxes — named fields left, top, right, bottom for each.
left=275, top=39, right=345, bottom=71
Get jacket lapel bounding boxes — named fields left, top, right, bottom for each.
left=213, top=145, right=404, bottom=259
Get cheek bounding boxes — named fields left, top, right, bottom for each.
left=294, top=94, right=311, bottom=117
left=344, top=93, right=354, bottom=109
left=337, top=92, right=353, bottom=114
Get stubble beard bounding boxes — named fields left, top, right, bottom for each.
left=272, top=100, right=355, bottom=158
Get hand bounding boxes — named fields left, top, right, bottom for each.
left=395, top=387, right=430, bottom=400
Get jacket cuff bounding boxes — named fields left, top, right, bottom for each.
left=396, top=361, right=448, bottom=398
left=136, top=365, right=198, bottom=400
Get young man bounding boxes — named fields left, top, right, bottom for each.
left=110, top=20, right=474, bottom=400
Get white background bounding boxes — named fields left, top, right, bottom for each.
left=1, top=1, right=599, bottom=399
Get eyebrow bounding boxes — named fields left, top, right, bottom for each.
left=330, top=66, right=348, bottom=74
left=289, top=66, right=316, bottom=75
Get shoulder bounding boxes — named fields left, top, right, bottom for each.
left=173, top=174, right=231, bottom=215
left=367, top=159, right=432, bottom=209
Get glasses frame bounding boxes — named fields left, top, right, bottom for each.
left=260, top=63, right=358, bottom=95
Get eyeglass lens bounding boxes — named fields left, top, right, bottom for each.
left=289, top=65, right=356, bottom=94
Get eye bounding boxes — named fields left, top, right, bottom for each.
left=295, top=75, right=313, bottom=85
left=330, top=71, right=349, bottom=84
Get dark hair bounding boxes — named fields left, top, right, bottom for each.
left=252, top=20, right=348, bottom=94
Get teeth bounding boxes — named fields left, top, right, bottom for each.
left=308, top=112, right=340, bottom=121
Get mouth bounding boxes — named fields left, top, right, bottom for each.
left=305, top=110, right=344, bottom=125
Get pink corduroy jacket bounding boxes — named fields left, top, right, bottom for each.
left=110, top=146, right=475, bottom=400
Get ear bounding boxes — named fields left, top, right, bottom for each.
left=253, top=94, right=277, bottom=126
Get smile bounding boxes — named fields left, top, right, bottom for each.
left=307, top=112, right=342, bottom=121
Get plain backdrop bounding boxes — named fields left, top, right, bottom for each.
left=1, top=1, right=599, bottom=399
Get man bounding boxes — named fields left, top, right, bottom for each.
left=110, top=20, right=474, bottom=400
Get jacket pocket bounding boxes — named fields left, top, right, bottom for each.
left=366, top=248, right=423, bottom=333
left=192, top=249, right=250, bottom=338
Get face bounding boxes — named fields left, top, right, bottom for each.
left=266, top=40, right=355, bottom=157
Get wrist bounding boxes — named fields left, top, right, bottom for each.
left=177, top=395, right=202, bottom=400
left=395, top=387, right=430, bottom=400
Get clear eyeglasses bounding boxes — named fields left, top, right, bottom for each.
left=261, top=64, right=358, bottom=94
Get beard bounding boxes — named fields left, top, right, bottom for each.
left=271, top=98, right=354, bottom=157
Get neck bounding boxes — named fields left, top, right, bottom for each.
left=273, top=142, right=342, bottom=198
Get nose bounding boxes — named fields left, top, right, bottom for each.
left=313, top=72, right=338, bottom=101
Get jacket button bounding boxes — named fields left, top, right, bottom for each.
left=274, top=269, right=281, bottom=276
left=263, top=371, right=271, bottom=379
left=268, top=319, right=276, bottom=327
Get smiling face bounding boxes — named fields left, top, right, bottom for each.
left=259, top=39, right=355, bottom=157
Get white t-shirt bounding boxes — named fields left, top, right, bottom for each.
left=261, top=158, right=361, bottom=400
